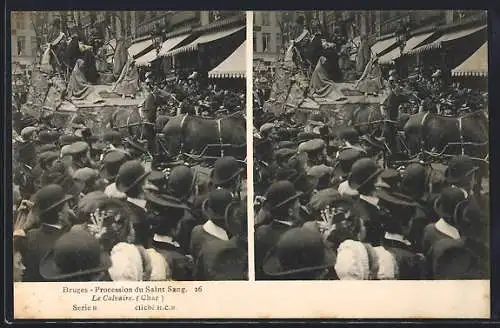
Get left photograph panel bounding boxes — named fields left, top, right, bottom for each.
left=11, top=11, right=248, bottom=283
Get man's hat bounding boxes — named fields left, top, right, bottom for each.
left=277, top=141, right=297, bottom=149
left=210, top=156, right=243, bottom=186
left=167, top=165, right=196, bottom=199
left=34, top=184, right=74, bottom=214
left=307, top=164, right=334, bottom=180
left=39, top=151, right=60, bottom=168
left=145, top=191, right=188, bottom=210
left=348, top=158, right=383, bottom=190
left=259, top=123, right=275, bottom=134
left=38, top=130, right=60, bottom=145
left=263, top=180, right=303, bottom=211
left=67, top=141, right=89, bottom=156
left=307, top=187, right=342, bottom=212
left=274, top=168, right=300, bottom=182
left=21, top=126, right=37, bottom=139
left=263, top=227, right=336, bottom=278
left=100, top=151, right=128, bottom=182
left=102, top=130, right=122, bottom=145
left=116, top=160, right=150, bottom=193
left=337, top=126, right=359, bottom=142
left=400, top=162, right=427, bottom=196
left=39, top=227, right=111, bottom=281
left=334, top=148, right=365, bottom=177
left=59, top=134, right=82, bottom=146
left=73, top=167, right=99, bottom=184
left=202, top=189, right=234, bottom=221
left=275, top=148, right=297, bottom=162
left=434, top=187, right=467, bottom=219
left=296, top=132, right=322, bottom=143
left=39, top=144, right=59, bottom=153
left=377, top=189, right=418, bottom=208
left=379, top=168, right=401, bottom=188
left=298, top=138, right=325, bottom=154
left=445, top=155, right=479, bottom=184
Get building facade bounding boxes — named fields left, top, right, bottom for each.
left=253, top=11, right=282, bottom=73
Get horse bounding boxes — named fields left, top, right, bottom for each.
left=403, top=110, right=489, bottom=159
left=160, top=111, right=246, bottom=160
left=349, top=104, right=385, bottom=137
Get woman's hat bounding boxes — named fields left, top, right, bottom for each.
left=263, top=180, right=303, bottom=211
left=40, top=226, right=111, bottom=281
left=263, top=227, right=336, bottom=278
left=202, top=189, right=234, bottom=221
left=116, top=160, right=150, bottom=193
left=434, top=187, right=467, bottom=219
left=210, top=156, right=243, bottom=186
left=348, top=158, right=383, bottom=190
left=34, top=184, right=74, bottom=214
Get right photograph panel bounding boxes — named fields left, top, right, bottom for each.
left=252, top=10, right=489, bottom=281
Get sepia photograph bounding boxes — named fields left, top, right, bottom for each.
left=253, top=10, right=489, bottom=281
left=11, top=10, right=248, bottom=284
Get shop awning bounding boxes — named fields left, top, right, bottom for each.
left=166, top=25, right=245, bottom=57
left=158, top=34, right=191, bottom=57
left=128, top=39, right=153, bottom=58
left=371, top=36, right=397, bottom=57
left=208, top=40, right=246, bottom=79
left=406, top=25, right=487, bottom=56
left=135, top=48, right=158, bottom=67
left=452, top=42, right=487, bottom=77
left=378, top=32, right=435, bottom=64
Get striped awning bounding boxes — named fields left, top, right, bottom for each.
left=158, top=34, right=191, bottom=57
left=371, top=36, right=397, bottom=57
left=378, top=32, right=434, bottom=64
left=166, top=25, right=245, bottom=57
left=208, top=40, right=246, bottom=79
left=452, top=42, right=487, bottom=77
left=128, top=39, right=153, bottom=58
left=406, top=25, right=487, bottom=56
left=135, top=48, right=158, bottom=67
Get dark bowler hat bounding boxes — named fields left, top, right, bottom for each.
left=116, top=160, right=150, bottom=193
left=100, top=151, right=128, bottom=181
left=145, top=191, right=189, bottom=210
left=59, top=134, right=82, bottom=146
left=377, top=189, right=418, bottom=208
left=102, top=130, right=122, bottom=145
left=39, top=226, right=111, bottom=281
left=380, top=168, right=401, bottom=188
left=210, top=156, right=243, bottom=186
left=445, top=155, right=479, bottom=184
left=263, top=180, right=303, bottom=211
left=334, top=148, right=365, bottom=177
left=298, top=138, right=325, bottom=154
left=434, top=187, right=467, bottom=219
left=202, top=189, right=234, bottom=221
left=38, top=130, right=60, bottom=145
left=38, top=143, right=59, bottom=153
left=34, top=184, right=74, bottom=214
left=348, top=158, right=383, bottom=190
left=400, top=162, right=427, bottom=196
left=167, top=165, right=196, bottom=199
left=67, top=141, right=89, bottom=155
left=263, top=227, right=336, bottom=278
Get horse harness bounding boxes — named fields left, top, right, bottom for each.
left=177, top=113, right=227, bottom=158
left=420, top=111, right=468, bottom=156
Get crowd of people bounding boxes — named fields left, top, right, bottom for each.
left=253, top=16, right=489, bottom=281
left=12, top=17, right=248, bottom=283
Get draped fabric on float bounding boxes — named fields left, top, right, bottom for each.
left=309, top=58, right=345, bottom=100
left=113, top=39, right=128, bottom=79
left=67, top=59, right=93, bottom=100
left=355, top=53, right=384, bottom=94
left=112, top=57, right=139, bottom=97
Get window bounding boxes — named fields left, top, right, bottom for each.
left=262, top=12, right=270, bottom=26
left=15, top=12, right=25, bottom=30
left=276, top=33, right=281, bottom=52
left=262, top=33, right=271, bottom=52
left=31, top=36, right=37, bottom=57
left=17, top=36, right=26, bottom=56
